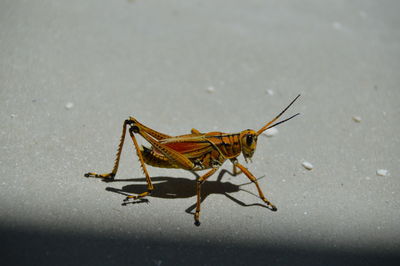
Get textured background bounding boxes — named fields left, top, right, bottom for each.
left=1, top=0, right=399, bottom=265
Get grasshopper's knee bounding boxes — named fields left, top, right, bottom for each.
left=130, top=125, right=140, bottom=133
left=125, top=119, right=135, bottom=126
left=127, top=117, right=140, bottom=125
left=126, top=119, right=140, bottom=133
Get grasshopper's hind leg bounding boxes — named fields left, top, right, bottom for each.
left=85, top=118, right=154, bottom=200
left=85, top=119, right=130, bottom=180
left=123, top=125, right=154, bottom=201
left=191, top=128, right=201, bottom=134
left=85, top=117, right=172, bottom=180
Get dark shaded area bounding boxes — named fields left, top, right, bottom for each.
left=2, top=226, right=399, bottom=266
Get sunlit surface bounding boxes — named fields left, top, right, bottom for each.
left=1, top=0, right=399, bottom=265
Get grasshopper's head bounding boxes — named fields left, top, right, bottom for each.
left=239, top=129, right=258, bottom=162
left=240, top=94, right=301, bottom=163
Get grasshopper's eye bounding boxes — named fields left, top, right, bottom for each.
left=246, top=134, right=254, bottom=146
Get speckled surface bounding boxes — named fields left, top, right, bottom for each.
left=1, top=0, right=399, bottom=265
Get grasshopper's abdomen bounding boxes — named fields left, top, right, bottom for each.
left=140, top=146, right=179, bottom=168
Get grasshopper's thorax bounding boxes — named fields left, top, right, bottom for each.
left=239, top=129, right=258, bottom=162
left=206, top=132, right=242, bottom=160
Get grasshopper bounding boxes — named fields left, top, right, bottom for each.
left=85, top=94, right=300, bottom=225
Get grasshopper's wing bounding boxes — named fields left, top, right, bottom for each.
left=159, top=134, right=215, bottom=159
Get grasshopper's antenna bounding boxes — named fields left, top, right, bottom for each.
left=256, top=94, right=301, bottom=136
left=264, top=112, right=300, bottom=131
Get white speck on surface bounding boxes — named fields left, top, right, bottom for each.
left=265, top=89, right=274, bottom=95
left=65, top=102, right=74, bottom=110
left=206, top=86, right=215, bottom=93
left=304, top=211, right=308, bottom=215
left=352, top=116, right=362, bottom=122
left=263, top=127, right=279, bottom=137
left=10, top=114, right=17, bottom=118
left=376, top=169, right=389, bottom=176
left=302, top=161, right=313, bottom=170
left=332, top=21, right=343, bottom=30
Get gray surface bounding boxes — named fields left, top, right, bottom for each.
left=1, top=0, right=400, bottom=265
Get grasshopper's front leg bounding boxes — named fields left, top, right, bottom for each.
left=234, top=162, right=277, bottom=211
left=230, top=158, right=242, bottom=176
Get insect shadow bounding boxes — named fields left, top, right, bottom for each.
left=104, top=169, right=274, bottom=214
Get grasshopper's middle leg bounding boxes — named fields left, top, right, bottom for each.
left=85, top=119, right=130, bottom=179
left=195, top=167, right=219, bottom=226
left=234, top=162, right=277, bottom=211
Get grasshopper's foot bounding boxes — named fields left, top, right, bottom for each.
left=262, top=199, right=277, bottom=211
left=123, top=195, right=139, bottom=202
left=194, top=211, right=201, bottom=226
left=122, top=198, right=149, bottom=206
left=84, top=172, right=115, bottom=180
left=123, top=191, right=152, bottom=202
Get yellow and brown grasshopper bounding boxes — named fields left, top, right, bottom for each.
left=85, top=94, right=300, bottom=225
